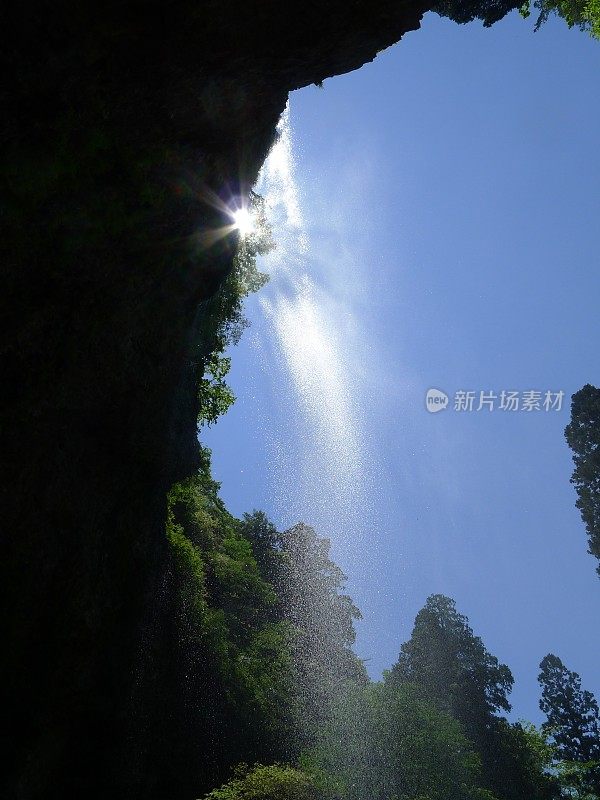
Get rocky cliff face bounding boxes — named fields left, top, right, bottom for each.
left=0, top=3, right=426, bottom=797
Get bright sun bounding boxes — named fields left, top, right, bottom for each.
left=232, top=207, right=255, bottom=237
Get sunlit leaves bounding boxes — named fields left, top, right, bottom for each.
left=519, top=0, right=600, bottom=36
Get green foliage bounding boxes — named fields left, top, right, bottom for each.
left=166, top=507, right=210, bottom=625
left=167, top=454, right=283, bottom=663
left=565, top=385, right=600, bottom=575
left=277, top=523, right=367, bottom=738
left=240, top=511, right=287, bottom=598
left=519, top=0, right=600, bottom=36
left=163, top=453, right=299, bottom=794
left=197, top=192, right=273, bottom=427
left=431, top=0, right=600, bottom=37
left=163, top=473, right=565, bottom=800
left=198, top=354, right=236, bottom=426
left=164, top=450, right=563, bottom=800
left=431, top=0, right=521, bottom=27
left=163, top=451, right=367, bottom=794
left=388, top=595, right=556, bottom=800
left=539, top=654, right=600, bottom=763
left=585, top=0, right=600, bottom=36
left=538, top=654, right=600, bottom=795
left=555, top=759, right=600, bottom=799
left=205, top=192, right=272, bottom=350
left=308, top=681, right=494, bottom=800
left=242, top=515, right=367, bottom=740
left=514, top=722, right=556, bottom=774
left=201, top=764, right=318, bottom=800
left=483, top=719, right=559, bottom=800
left=279, top=523, right=362, bottom=655
left=388, top=594, right=513, bottom=722
left=168, top=222, right=577, bottom=800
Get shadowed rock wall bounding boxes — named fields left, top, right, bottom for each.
left=0, top=3, right=426, bottom=797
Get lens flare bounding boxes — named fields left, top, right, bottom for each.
left=232, top=207, right=255, bottom=237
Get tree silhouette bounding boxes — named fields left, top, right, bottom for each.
left=565, top=384, right=600, bottom=576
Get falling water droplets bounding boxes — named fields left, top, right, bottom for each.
left=254, top=103, right=371, bottom=548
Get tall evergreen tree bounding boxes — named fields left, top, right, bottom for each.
left=388, top=595, right=556, bottom=800
left=539, top=654, right=600, bottom=765
left=388, top=594, right=513, bottom=726
left=280, top=523, right=367, bottom=737
left=564, top=384, right=600, bottom=576
left=242, top=516, right=366, bottom=740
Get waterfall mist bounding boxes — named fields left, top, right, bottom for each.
left=254, top=104, right=375, bottom=562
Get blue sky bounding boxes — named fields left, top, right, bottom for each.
left=204, top=11, right=600, bottom=724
